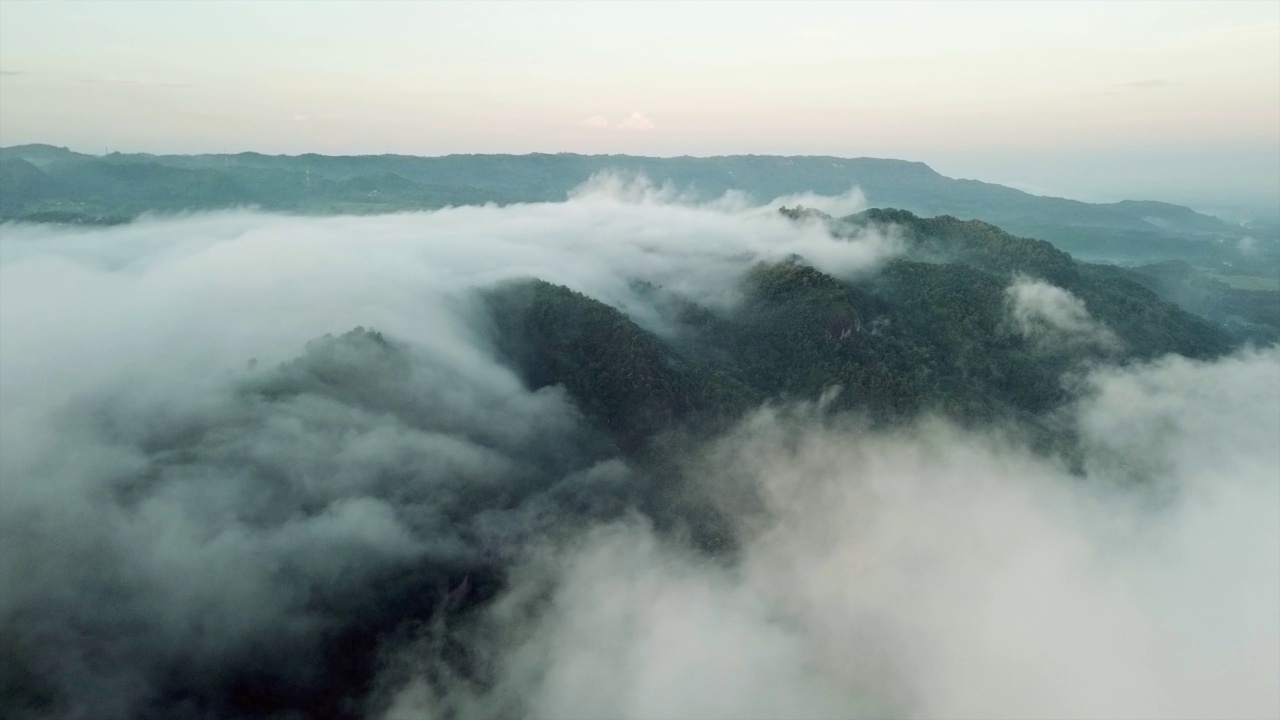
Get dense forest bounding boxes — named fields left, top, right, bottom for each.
left=478, top=208, right=1243, bottom=462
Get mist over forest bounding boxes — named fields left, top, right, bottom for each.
left=1, top=172, right=1276, bottom=719
left=4, top=0, right=1279, bottom=715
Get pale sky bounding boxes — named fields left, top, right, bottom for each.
left=1, top=1, right=1277, bottom=212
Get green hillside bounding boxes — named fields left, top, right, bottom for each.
left=478, top=209, right=1236, bottom=457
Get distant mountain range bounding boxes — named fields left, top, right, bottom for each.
left=2, top=144, right=1273, bottom=263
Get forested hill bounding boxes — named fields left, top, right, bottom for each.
left=1, top=144, right=1265, bottom=261
left=476, top=208, right=1238, bottom=455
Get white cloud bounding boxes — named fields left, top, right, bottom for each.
left=1006, top=275, right=1119, bottom=352
left=768, top=186, right=869, bottom=220
left=392, top=348, right=1280, bottom=719
left=6, top=186, right=1275, bottom=719
left=580, top=115, right=609, bottom=129
left=617, top=111, right=655, bottom=131
left=0, top=178, right=901, bottom=718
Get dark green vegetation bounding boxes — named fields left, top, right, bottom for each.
left=481, top=209, right=1243, bottom=458
left=4, top=144, right=1275, bottom=263
left=485, top=281, right=757, bottom=452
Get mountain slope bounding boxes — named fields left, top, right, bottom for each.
left=478, top=210, right=1233, bottom=456
left=1, top=146, right=1259, bottom=260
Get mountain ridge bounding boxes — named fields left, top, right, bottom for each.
left=0, top=144, right=1246, bottom=247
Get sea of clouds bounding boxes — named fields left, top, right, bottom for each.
left=1, top=178, right=1275, bottom=719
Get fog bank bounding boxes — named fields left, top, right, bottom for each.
left=386, top=350, right=1280, bottom=720
left=0, top=179, right=1275, bottom=719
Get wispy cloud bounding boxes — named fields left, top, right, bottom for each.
left=581, top=112, right=657, bottom=131
left=1006, top=275, right=1119, bottom=352
left=617, top=111, right=655, bottom=131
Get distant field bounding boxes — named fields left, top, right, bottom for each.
left=1208, top=273, right=1280, bottom=291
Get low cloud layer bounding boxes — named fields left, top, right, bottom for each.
left=0, top=178, right=892, bottom=718
left=386, top=349, right=1280, bottom=720
left=1, top=180, right=1276, bottom=719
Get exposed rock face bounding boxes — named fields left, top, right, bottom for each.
left=826, top=313, right=860, bottom=340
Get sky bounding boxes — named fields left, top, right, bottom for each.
left=1, top=0, right=1278, bottom=212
